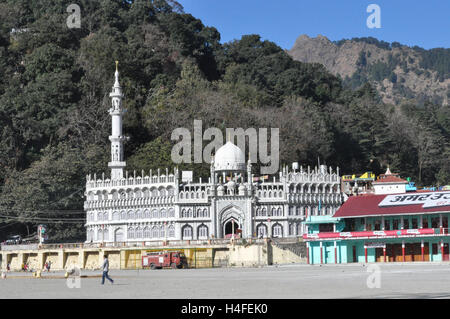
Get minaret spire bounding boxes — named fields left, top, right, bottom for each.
left=108, top=61, right=128, bottom=180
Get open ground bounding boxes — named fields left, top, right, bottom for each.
left=1, top=263, right=450, bottom=299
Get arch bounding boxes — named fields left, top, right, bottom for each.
left=114, top=228, right=124, bottom=242
left=127, top=227, right=135, bottom=239
left=112, top=211, right=119, bottom=221
left=168, top=225, right=175, bottom=238
left=272, top=223, right=283, bottom=238
left=135, top=226, right=142, bottom=239
left=256, top=223, right=267, bottom=238
left=103, top=228, right=109, bottom=241
left=182, top=224, right=193, bottom=240
left=198, top=224, right=209, bottom=239
left=152, top=226, right=159, bottom=238
left=143, top=226, right=150, bottom=238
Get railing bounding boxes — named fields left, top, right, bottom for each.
left=0, top=244, right=39, bottom=251
left=1, top=238, right=270, bottom=251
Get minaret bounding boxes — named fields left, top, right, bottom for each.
left=108, top=61, right=128, bottom=180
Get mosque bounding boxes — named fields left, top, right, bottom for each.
left=84, top=64, right=344, bottom=243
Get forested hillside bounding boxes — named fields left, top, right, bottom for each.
left=289, top=34, right=450, bottom=106
left=0, top=0, right=448, bottom=241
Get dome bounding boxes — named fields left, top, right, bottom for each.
left=214, top=142, right=246, bottom=171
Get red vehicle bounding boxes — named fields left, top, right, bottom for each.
left=142, top=251, right=187, bottom=270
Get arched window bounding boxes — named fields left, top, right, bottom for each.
left=144, top=209, right=150, bottom=219
left=112, top=191, right=118, bottom=200
left=127, top=191, right=134, bottom=199
left=257, top=224, right=267, bottom=238
left=168, top=225, right=175, bottom=238
left=262, top=208, right=267, bottom=216
left=103, top=228, right=109, bottom=241
left=168, top=208, right=175, bottom=217
left=135, top=210, right=141, bottom=219
left=160, top=225, right=165, bottom=238
left=203, top=208, right=208, bottom=218
left=97, top=212, right=103, bottom=221
left=160, top=209, right=166, bottom=218
left=112, top=212, right=119, bottom=221
left=188, top=209, right=192, bottom=218
left=297, top=223, right=303, bottom=235
left=160, top=188, right=166, bottom=197
left=127, top=211, right=134, bottom=220
left=143, top=189, right=150, bottom=198
left=87, top=229, right=94, bottom=241
left=152, top=209, right=158, bottom=219
left=104, top=212, right=109, bottom=221
left=182, top=225, right=193, bottom=239
left=151, top=189, right=158, bottom=197
left=271, top=207, right=276, bottom=216
left=143, top=227, right=150, bottom=238
left=167, top=188, right=174, bottom=196
left=120, top=211, right=126, bottom=220
left=289, top=223, right=295, bottom=236
left=272, top=224, right=283, bottom=237
left=181, top=209, right=187, bottom=218
left=152, top=226, right=159, bottom=238
left=277, top=207, right=282, bottom=216
left=198, top=225, right=208, bottom=239
left=135, top=227, right=142, bottom=239
left=128, top=227, right=135, bottom=239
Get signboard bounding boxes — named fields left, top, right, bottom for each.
left=181, top=171, right=193, bottom=183
left=365, top=242, right=385, bottom=248
left=378, top=191, right=450, bottom=208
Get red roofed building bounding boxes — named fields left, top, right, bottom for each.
left=303, top=190, right=450, bottom=264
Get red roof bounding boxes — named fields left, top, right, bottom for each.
left=333, top=191, right=450, bottom=218
left=372, top=174, right=407, bottom=184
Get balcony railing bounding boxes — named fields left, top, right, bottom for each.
left=303, top=228, right=448, bottom=241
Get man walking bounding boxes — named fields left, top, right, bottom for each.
left=101, top=255, right=114, bottom=285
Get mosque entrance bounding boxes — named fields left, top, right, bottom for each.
left=224, top=219, right=241, bottom=238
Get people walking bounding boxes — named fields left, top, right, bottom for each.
left=101, top=255, right=114, bottom=285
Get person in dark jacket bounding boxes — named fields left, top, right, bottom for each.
left=101, top=255, right=114, bottom=285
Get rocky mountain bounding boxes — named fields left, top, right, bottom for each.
left=288, top=34, right=450, bottom=106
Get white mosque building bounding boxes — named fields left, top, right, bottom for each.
left=84, top=64, right=344, bottom=243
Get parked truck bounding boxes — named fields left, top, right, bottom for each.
left=142, top=251, right=187, bottom=269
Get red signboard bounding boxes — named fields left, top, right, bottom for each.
left=303, top=228, right=436, bottom=240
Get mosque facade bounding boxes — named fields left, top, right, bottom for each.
left=84, top=64, right=344, bottom=243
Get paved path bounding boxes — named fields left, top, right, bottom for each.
left=1, top=263, right=450, bottom=298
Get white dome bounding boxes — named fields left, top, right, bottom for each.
left=214, top=142, right=246, bottom=171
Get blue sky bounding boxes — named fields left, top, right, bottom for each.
left=178, top=0, right=450, bottom=50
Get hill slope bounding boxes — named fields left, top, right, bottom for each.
left=288, top=34, right=450, bottom=106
